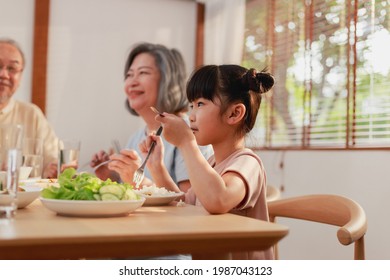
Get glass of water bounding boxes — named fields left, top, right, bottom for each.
left=58, top=139, right=80, bottom=177
left=0, top=124, right=23, bottom=220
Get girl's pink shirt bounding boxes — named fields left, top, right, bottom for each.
left=185, top=148, right=274, bottom=260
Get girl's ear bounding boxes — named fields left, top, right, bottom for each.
left=226, top=103, right=246, bottom=125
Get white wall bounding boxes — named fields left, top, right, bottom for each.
left=258, top=150, right=390, bottom=259
left=46, top=0, right=197, bottom=167
left=0, top=0, right=35, bottom=102
left=1, top=0, right=196, bottom=167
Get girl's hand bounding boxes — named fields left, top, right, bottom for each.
left=156, top=113, right=195, bottom=148
left=107, top=149, right=141, bottom=184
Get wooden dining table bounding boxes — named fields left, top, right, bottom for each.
left=0, top=200, right=289, bottom=260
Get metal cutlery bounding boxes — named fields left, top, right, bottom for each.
left=92, top=159, right=113, bottom=172
left=112, top=139, right=121, bottom=153
left=77, top=158, right=112, bottom=173
left=132, top=125, right=163, bottom=188
left=150, top=106, right=164, bottom=117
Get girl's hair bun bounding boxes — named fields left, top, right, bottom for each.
left=243, top=68, right=275, bottom=94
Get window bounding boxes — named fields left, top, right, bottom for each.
left=243, top=0, right=390, bottom=149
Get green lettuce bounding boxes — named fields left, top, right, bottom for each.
left=41, top=168, right=137, bottom=201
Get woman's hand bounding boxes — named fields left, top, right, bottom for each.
left=139, top=133, right=164, bottom=173
left=43, top=161, right=58, bottom=179
left=107, top=149, right=141, bottom=184
left=90, top=150, right=111, bottom=180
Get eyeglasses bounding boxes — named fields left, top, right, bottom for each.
left=0, top=65, right=23, bottom=75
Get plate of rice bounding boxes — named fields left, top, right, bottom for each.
left=135, top=185, right=184, bottom=206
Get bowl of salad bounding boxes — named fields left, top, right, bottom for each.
left=40, top=168, right=145, bottom=217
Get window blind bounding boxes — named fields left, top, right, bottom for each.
left=243, top=0, right=390, bottom=149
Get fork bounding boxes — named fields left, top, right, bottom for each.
left=132, top=126, right=163, bottom=188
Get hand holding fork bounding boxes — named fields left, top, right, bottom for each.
left=132, top=125, right=163, bottom=188
left=132, top=106, right=165, bottom=188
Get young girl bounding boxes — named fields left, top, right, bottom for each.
left=142, top=64, right=275, bottom=260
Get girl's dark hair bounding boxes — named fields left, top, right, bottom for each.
left=186, top=65, right=274, bottom=135
left=124, top=42, right=189, bottom=116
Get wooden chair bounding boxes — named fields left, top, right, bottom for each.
left=268, top=194, right=367, bottom=260
left=266, top=185, right=281, bottom=202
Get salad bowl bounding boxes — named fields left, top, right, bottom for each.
left=40, top=196, right=145, bottom=217
left=39, top=168, right=145, bottom=217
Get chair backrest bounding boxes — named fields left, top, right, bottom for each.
left=268, top=194, right=367, bottom=260
left=266, top=185, right=281, bottom=202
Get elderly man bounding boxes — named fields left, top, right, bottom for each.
left=0, top=38, right=58, bottom=178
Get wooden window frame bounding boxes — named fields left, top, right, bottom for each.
left=244, top=0, right=390, bottom=151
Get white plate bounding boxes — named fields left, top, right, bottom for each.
left=136, top=192, right=184, bottom=206
left=0, top=186, right=42, bottom=209
left=20, top=178, right=57, bottom=185
left=18, top=186, right=43, bottom=208
left=20, top=179, right=59, bottom=189
left=39, top=197, right=145, bottom=217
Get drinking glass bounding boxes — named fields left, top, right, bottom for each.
left=22, top=138, right=44, bottom=179
left=58, top=139, right=80, bottom=177
left=0, top=124, right=23, bottom=220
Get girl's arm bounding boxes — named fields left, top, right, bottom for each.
left=178, top=140, right=246, bottom=213
left=158, top=114, right=246, bottom=214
